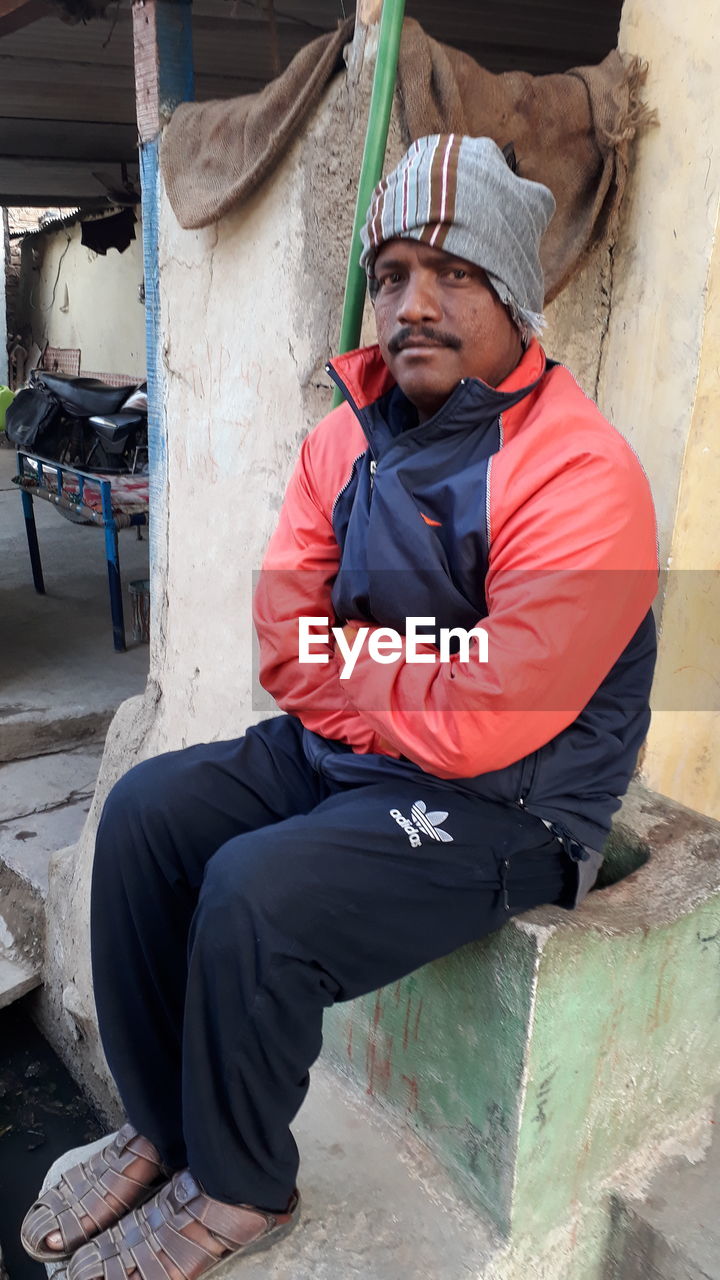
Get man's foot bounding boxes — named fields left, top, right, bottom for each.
left=66, top=1171, right=300, bottom=1280
left=21, top=1125, right=172, bottom=1262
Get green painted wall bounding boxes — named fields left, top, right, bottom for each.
left=325, top=924, right=540, bottom=1230
left=514, top=897, right=720, bottom=1235
left=324, top=888, right=720, bottom=1245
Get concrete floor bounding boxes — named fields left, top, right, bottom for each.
left=612, top=1121, right=720, bottom=1280
left=40, top=1069, right=497, bottom=1280
left=0, top=445, right=149, bottom=761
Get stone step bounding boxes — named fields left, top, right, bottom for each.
left=0, top=746, right=103, bottom=1008
left=0, top=745, right=102, bottom=894
left=0, top=745, right=102, bottom=826
left=611, top=1120, right=720, bottom=1279
left=0, top=948, right=40, bottom=1010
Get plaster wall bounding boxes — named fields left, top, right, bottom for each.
left=144, top=60, right=405, bottom=752
left=641, top=216, right=720, bottom=817
left=599, top=0, right=720, bottom=571
left=16, top=218, right=146, bottom=377
left=601, top=0, right=720, bottom=819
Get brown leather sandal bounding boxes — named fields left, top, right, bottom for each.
left=67, top=1170, right=300, bottom=1280
left=21, top=1124, right=172, bottom=1263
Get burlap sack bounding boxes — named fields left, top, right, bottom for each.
left=162, top=17, right=654, bottom=301
left=395, top=21, right=654, bottom=299
left=162, top=17, right=354, bottom=233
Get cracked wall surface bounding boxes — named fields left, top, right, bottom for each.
left=15, top=219, right=146, bottom=378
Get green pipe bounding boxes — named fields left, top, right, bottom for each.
left=332, top=0, right=406, bottom=407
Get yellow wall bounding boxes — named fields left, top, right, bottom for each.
left=591, top=0, right=720, bottom=821
left=642, top=215, right=720, bottom=817
left=601, top=0, right=720, bottom=569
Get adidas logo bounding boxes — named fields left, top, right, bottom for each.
left=389, top=800, right=454, bottom=848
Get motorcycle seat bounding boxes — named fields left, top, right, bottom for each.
left=88, top=411, right=145, bottom=443
left=34, top=372, right=133, bottom=416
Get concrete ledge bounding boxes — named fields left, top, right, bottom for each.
left=324, top=781, right=720, bottom=1264
left=0, top=711, right=109, bottom=766
left=0, top=747, right=103, bottom=1008
left=0, top=951, right=40, bottom=1009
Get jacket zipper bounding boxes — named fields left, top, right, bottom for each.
left=331, top=451, right=367, bottom=517
left=325, top=362, right=358, bottom=417
left=326, top=363, right=377, bottom=514
left=504, top=750, right=539, bottom=913
left=516, top=750, right=538, bottom=807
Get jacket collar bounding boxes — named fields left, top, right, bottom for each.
left=327, top=340, right=548, bottom=442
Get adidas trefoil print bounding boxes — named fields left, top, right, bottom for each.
left=389, top=800, right=454, bottom=848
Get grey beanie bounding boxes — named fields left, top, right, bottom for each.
left=359, top=134, right=556, bottom=336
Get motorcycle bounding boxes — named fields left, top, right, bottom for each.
left=6, top=370, right=148, bottom=475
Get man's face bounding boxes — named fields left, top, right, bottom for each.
left=372, top=238, right=523, bottom=421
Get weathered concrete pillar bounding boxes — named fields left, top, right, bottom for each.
left=133, top=0, right=194, bottom=670
left=143, top=2, right=400, bottom=748
left=641, top=223, right=720, bottom=819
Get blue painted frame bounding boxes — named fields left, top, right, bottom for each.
left=137, top=0, right=194, bottom=648
left=14, top=450, right=148, bottom=652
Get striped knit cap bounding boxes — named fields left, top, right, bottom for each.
left=360, top=134, right=556, bottom=335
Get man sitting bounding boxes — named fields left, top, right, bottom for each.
left=22, top=134, right=657, bottom=1280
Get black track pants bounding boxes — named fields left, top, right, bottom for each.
left=91, top=714, right=574, bottom=1211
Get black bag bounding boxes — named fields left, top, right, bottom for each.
left=5, top=383, right=61, bottom=448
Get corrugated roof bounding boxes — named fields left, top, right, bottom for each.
left=7, top=206, right=136, bottom=239
left=0, top=0, right=623, bottom=204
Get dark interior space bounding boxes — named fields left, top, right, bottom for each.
left=0, top=999, right=103, bottom=1280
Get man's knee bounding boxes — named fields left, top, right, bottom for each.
left=200, top=836, right=265, bottom=905
left=95, top=752, right=196, bottom=884
left=100, top=752, right=181, bottom=828
left=198, top=834, right=306, bottom=937
left=196, top=836, right=337, bottom=1007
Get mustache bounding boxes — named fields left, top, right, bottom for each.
left=387, top=326, right=462, bottom=355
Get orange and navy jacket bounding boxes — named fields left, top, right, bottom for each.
left=253, top=339, right=658, bottom=853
